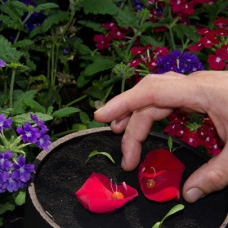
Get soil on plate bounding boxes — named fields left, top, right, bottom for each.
left=34, top=130, right=228, bottom=228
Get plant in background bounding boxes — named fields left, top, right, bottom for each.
left=0, top=113, right=51, bottom=225
left=0, top=0, right=228, bottom=225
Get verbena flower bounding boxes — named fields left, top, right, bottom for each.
left=0, top=151, right=13, bottom=171
left=16, top=114, right=51, bottom=151
left=16, top=122, right=40, bottom=144
left=156, top=50, right=204, bottom=74
left=0, top=60, right=6, bottom=67
left=0, top=114, right=12, bottom=131
left=12, top=156, right=34, bottom=183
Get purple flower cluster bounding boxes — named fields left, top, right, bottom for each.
left=0, top=60, right=6, bottom=68
left=156, top=50, right=204, bottom=74
left=16, top=114, right=51, bottom=151
left=0, top=114, right=12, bottom=131
left=132, top=0, right=144, bottom=11
left=20, top=0, right=46, bottom=32
left=0, top=151, right=34, bottom=193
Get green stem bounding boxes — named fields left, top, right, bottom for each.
left=51, top=129, right=80, bottom=139
left=14, top=12, right=32, bottom=44
left=102, top=84, right=114, bottom=103
left=66, top=94, right=88, bottom=107
left=125, top=12, right=146, bottom=54
left=50, top=44, right=55, bottom=87
left=121, top=77, right=126, bottom=93
left=47, top=52, right=51, bottom=80
left=9, top=68, right=16, bottom=108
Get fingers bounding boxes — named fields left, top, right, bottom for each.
left=94, top=73, right=201, bottom=123
left=120, top=106, right=172, bottom=171
left=183, top=144, right=228, bottom=203
left=110, top=113, right=131, bottom=134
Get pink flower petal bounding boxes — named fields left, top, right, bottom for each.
left=75, top=172, right=138, bottom=213
left=138, top=149, right=185, bottom=202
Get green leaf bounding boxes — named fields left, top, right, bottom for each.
left=79, top=111, right=90, bottom=124
left=113, top=8, right=139, bottom=28
left=37, top=89, right=61, bottom=109
left=0, top=217, right=3, bottom=226
left=161, top=204, right=185, bottom=223
left=12, top=112, right=53, bottom=126
left=0, top=1, right=25, bottom=20
left=23, top=98, right=46, bottom=113
left=13, top=39, right=34, bottom=48
left=0, top=202, right=15, bottom=215
left=13, top=90, right=37, bottom=115
left=14, top=190, right=26, bottom=206
left=9, top=1, right=28, bottom=14
left=140, top=35, right=162, bottom=47
left=86, top=86, right=105, bottom=100
left=52, top=107, right=81, bottom=118
left=78, top=20, right=106, bottom=33
left=0, top=15, right=24, bottom=30
left=151, top=222, right=161, bottom=228
left=72, top=123, right=87, bottom=131
left=84, top=59, right=115, bottom=76
left=0, top=35, right=23, bottom=63
left=41, top=11, right=69, bottom=33
left=35, top=3, right=59, bottom=13
left=167, top=136, right=173, bottom=152
left=85, top=150, right=115, bottom=164
left=77, top=72, right=92, bottom=88
left=81, top=0, right=118, bottom=15
left=174, top=24, right=200, bottom=42
left=87, top=120, right=107, bottom=128
left=152, top=204, right=185, bottom=228
left=29, top=26, right=42, bottom=38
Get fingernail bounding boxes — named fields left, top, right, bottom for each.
left=187, top=188, right=205, bottom=203
left=121, top=158, right=126, bottom=169
left=94, top=107, right=103, bottom=114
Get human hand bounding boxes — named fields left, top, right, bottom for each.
left=94, top=71, right=228, bottom=203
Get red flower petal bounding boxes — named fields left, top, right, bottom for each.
left=75, top=172, right=138, bottom=213
left=138, top=149, right=185, bottom=202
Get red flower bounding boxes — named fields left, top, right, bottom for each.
left=110, top=28, right=126, bottom=40
left=94, top=34, right=112, bottom=50
left=138, top=149, right=185, bottom=202
left=213, top=17, right=228, bottom=27
left=182, top=131, right=200, bottom=147
left=75, top=173, right=138, bottom=213
left=208, top=54, right=226, bottom=70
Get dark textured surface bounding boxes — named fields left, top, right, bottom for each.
left=34, top=131, right=228, bottom=228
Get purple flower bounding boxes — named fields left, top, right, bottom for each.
left=0, top=151, right=13, bottom=171
left=12, top=156, right=34, bottom=183
left=0, top=171, right=19, bottom=193
left=0, top=114, right=12, bottom=131
left=0, top=60, right=6, bottom=67
left=156, top=50, right=204, bottom=74
left=36, top=134, right=51, bottom=151
left=16, top=122, right=40, bottom=143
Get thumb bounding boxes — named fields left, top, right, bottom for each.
left=182, top=144, right=228, bottom=203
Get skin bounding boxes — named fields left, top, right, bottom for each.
left=94, top=71, right=228, bottom=203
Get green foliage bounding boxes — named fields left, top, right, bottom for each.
left=81, top=0, right=118, bottom=15
left=152, top=204, right=185, bottom=228
left=85, top=150, right=115, bottom=164
left=52, top=107, right=81, bottom=118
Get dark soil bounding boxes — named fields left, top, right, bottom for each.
left=30, top=130, right=228, bottom=228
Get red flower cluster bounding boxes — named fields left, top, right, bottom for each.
left=94, top=22, right=128, bottom=50
left=164, top=111, right=224, bottom=156
left=188, top=17, right=228, bottom=70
